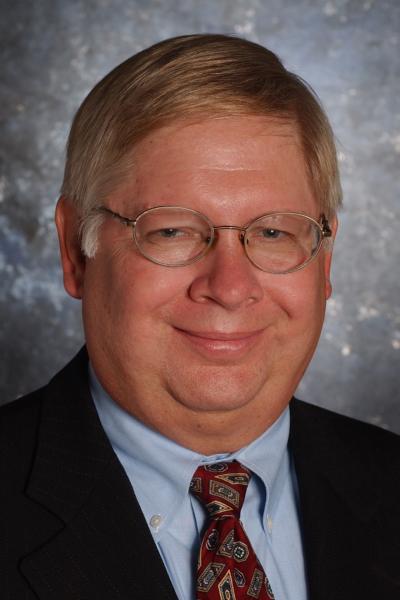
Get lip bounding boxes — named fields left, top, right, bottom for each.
left=177, top=329, right=263, bottom=340
left=174, top=327, right=265, bottom=358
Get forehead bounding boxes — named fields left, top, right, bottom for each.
left=116, top=115, right=316, bottom=218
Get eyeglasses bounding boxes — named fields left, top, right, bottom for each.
left=96, top=205, right=332, bottom=274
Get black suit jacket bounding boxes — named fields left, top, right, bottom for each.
left=1, top=348, right=399, bottom=599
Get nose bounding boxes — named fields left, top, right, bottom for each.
left=188, top=230, right=264, bottom=310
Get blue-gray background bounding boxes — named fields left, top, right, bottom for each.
left=1, top=0, right=399, bottom=432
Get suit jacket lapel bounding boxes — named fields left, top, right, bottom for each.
left=289, top=399, right=400, bottom=600
left=20, top=348, right=178, bottom=600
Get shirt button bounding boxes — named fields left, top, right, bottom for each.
left=150, top=514, right=163, bottom=531
left=267, top=515, right=273, bottom=533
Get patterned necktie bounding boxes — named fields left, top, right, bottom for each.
left=190, top=461, right=275, bottom=600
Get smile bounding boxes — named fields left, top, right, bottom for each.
left=174, top=327, right=265, bottom=357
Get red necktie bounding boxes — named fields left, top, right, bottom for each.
left=190, top=461, right=275, bottom=599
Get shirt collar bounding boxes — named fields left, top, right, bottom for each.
left=89, top=363, right=290, bottom=537
left=233, top=408, right=290, bottom=526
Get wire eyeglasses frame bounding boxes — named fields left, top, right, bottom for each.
left=95, top=205, right=332, bottom=274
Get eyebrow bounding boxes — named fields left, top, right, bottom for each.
left=123, top=200, right=173, bottom=218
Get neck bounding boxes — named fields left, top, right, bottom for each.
left=119, top=391, right=290, bottom=454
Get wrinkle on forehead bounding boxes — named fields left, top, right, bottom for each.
left=137, top=116, right=300, bottom=169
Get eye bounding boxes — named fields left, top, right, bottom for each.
left=261, top=228, right=283, bottom=239
left=251, top=227, right=287, bottom=241
left=149, top=227, right=194, bottom=240
left=144, top=226, right=203, bottom=244
left=158, top=228, right=185, bottom=238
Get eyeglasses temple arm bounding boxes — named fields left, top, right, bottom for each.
left=96, top=206, right=136, bottom=227
left=321, top=215, right=332, bottom=238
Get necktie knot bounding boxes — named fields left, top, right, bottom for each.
left=190, top=460, right=251, bottom=519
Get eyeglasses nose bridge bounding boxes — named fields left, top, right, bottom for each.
left=212, top=225, right=247, bottom=245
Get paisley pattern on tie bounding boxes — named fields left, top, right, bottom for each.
left=190, top=461, right=275, bottom=600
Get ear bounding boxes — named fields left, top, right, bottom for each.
left=323, top=214, right=338, bottom=300
left=55, top=196, right=86, bottom=299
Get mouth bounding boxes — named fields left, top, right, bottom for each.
left=173, top=327, right=265, bottom=357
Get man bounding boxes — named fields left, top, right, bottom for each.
left=1, top=34, right=399, bottom=600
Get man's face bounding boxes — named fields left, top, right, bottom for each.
left=57, top=115, right=336, bottom=451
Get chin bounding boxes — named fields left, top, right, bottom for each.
left=168, top=368, right=267, bottom=414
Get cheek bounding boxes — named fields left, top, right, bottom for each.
left=87, top=257, right=190, bottom=331
left=271, top=264, right=327, bottom=331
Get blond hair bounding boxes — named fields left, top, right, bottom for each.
left=61, top=34, right=342, bottom=257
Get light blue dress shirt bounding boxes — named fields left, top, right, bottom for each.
left=90, top=365, right=308, bottom=600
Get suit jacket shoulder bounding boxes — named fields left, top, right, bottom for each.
left=290, top=398, right=400, bottom=599
left=0, top=349, right=178, bottom=600
left=291, top=397, right=400, bottom=502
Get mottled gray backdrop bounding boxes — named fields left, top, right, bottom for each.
left=1, top=0, right=399, bottom=432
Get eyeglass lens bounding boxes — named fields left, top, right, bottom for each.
left=133, top=207, right=322, bottom=273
